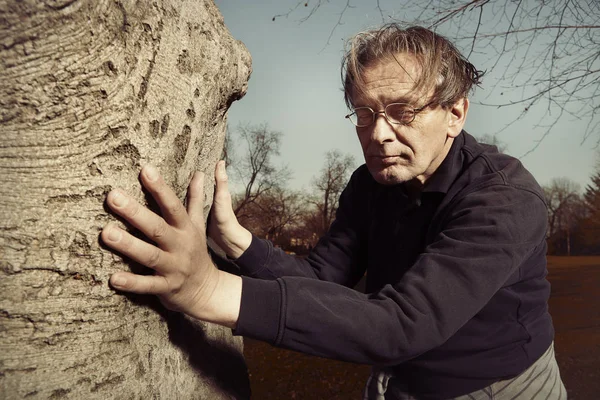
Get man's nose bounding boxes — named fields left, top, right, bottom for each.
left=370, top=111, right=396, bottom=143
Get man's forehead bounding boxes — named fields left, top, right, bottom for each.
left=354, top=56, right=425, bottom=105
left=359, top=84, right=418, bottom=104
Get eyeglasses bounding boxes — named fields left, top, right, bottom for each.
left=345, top=101, right=436, bottom=128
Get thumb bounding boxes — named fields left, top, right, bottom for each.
left=215, top=160, right=229, bottom=192
left=214, top=160, right=233, bottom=211
left=186, top=171, right=206, bottom=229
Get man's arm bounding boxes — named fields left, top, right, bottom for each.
left=102, top=165, right=241, bottom=328
left=103, top=161, right=365, bottom=330
left=209, top=161, right=368, bottom=287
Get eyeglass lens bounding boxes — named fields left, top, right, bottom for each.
left=350, top=104, right=416, bottom=127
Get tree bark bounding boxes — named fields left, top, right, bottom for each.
left=0, top=0, right=251, bottom=398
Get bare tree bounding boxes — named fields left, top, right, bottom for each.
left=310, top=149, right=355, bottom=237
left=237, top=188, right=307, bottom=247
left=274, top=0, right=600, bottom=151
left=230, top=122, right=291, bottom=218
left=579, top=167, right=600, bottom=253
left=544, top=178, right=583, bottom=255
left=1, top=0, right=251, bottom=398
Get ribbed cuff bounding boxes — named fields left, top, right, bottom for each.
left=234, top=234, right=272, bottom=277
left=233, top=276, right=285, bottom=345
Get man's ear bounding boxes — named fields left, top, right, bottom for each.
left=447, top=98, right=469, bottom=138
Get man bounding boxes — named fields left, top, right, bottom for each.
left=101, top=25, right=566, bottom=399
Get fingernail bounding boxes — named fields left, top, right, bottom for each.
left=112, top=275, right=126, bottom=287
left=145, top=166, right=158, bottom=181
left=111, top=191, right=127, bottom=207
left=107, top=227, right=122, bottom=242
left=218, top=162, right=227, bottom=177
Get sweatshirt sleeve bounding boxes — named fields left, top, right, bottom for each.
left=234, top=183, right=548, bottom=366
left=233, top=167, right=369, bottom=287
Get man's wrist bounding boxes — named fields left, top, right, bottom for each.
left=221, top=223, right=252, bottom=260
left=188, top=270, right=242, bottom=329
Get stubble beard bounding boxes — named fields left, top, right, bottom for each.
left=367, top=160, right=417, bottom=186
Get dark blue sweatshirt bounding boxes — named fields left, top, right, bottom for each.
left=233, top=131, right=554, bottom=399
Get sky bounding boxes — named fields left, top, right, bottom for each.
left=215, top=0, right=597, bottom=193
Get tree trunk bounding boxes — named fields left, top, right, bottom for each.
left=0, top=0, right=251, bottom=398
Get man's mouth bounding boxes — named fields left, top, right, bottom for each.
left=369, top=153, right=398, bottom=158
left=367, top=155, right=402, bottom=167
left=369, top=154, right=407, bottom=161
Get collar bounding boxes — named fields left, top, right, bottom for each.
left=421, top=131, right=466, bottom=194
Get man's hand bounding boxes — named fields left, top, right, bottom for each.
left=208, top=160, right=252, bottom=259
left=101, top=165, right=241, bottom=328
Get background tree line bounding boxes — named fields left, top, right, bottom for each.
left=545, top=170, right=600, bottom=256
left=228, top=123, right=600, bottom=257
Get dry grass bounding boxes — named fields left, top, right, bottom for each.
left=548, top=255, right=600, bottom=268
left=547, top=257, right=600, bottom=400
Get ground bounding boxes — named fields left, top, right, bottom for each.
left=243, top=256, right=600, bottom=399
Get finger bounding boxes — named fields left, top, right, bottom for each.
left=214, top=160, right=229, bottom=193
left=187, top=171, right=206, bottom=229
left=106, top=189, right=177, bottom=248
left=102, top=223, right=172, bottom=271
left=140, top=165, right=189, bottom=229
left=110, top=271, right=169, bottom=295
left=214, top=160, right=234, bottom=212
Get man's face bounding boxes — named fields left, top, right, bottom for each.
left=351, top=54, right=466, bottom=186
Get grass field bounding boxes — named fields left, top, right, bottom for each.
left=546, top=256, right=600, bottom=400
left=243, top=256, right=600, bottom=399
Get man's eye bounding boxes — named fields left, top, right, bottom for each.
left=387, top=107, right=414, bottom=123
left=354, top=109, right=372, bottom=122
left=355, top=109, right=372, bottom=118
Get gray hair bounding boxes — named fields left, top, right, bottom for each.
left=342, top=24, right=483, bottom=109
